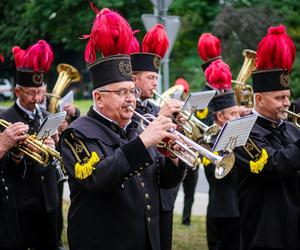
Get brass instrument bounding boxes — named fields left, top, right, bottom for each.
left=284, top=109, right=300, bottom=128
left=0, top=119, right=63, bottom=166
left=48, top=63, right=81, bottom=113
left=153, top=90, right=219, bottom=143
left=232, top=49, right=256, bottom=108
left=128, top=106, right=235, bottom=178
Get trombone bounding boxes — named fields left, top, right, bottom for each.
left=0, top=119, right=63, bottom=166
left=153, top=90, right=219, bottom=143
left=128, top=106, right=235, bottom=178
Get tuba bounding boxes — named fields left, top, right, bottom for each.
left=48, top=64, right=81, bottom=113
left=232, top=49, right=256, bottom=108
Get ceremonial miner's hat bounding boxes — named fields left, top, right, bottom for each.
left=205, top=59, right=232, bottom=92
left=130, top=24, right=169, bottom=73
left=252, top=25, right=296, bottom=93
left=84, top=7, right=133, bottom=89
left=12, top=40, right=53, bottom=87
left=211, top=91, right=237, bottom=113
left=198, top=33, right=222, bottom=72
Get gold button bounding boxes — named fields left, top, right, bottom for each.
left=147, top=217, right=151, bottom=222
left=141, top=182, right=145, bottom=188
left=147, top=205, right=151, bottom=210
left=145, top=193, right=149, bottom=199
left=134, top=170, right=138, bottom=174
left=41, top=176, right=45, bottom=180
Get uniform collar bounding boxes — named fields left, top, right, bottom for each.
left=89, top=107, right=133, bottom=135
left=15, top=99, right=36, bottom=120
left=252, top=109, right=283, bottom=129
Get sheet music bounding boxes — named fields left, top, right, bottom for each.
left=37, top=111, right=67, bottom=140
left=212, top=114, right=258, bottom=152
left=181, top=90, right=216, bottom=112
left=58, top=90, right=74, bottom=112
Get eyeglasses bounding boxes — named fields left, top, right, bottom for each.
left=98, top=87, right=141, bottom=99
left=19, top=87, right=44, bottom=98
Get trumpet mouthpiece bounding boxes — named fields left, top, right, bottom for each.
left=127, top=105, right=134, bottom=112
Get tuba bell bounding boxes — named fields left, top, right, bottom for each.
left=232, top=49, right=256, bottom=108
left=48, top=64, right=81, bottom=113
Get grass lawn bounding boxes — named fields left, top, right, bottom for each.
left=62, top=201, right=208, bottom=250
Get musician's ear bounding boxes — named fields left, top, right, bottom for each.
left=255, top=93, right=264, bottom=108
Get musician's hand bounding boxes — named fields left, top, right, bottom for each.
left=0, top=122, right=28, bottom=155
left=43, top=137, right=56, bottom=149
left=239, top=106, right=252, bottom=117
left=64, top=104, right=76, bottom=117
left=158, top=100, right=182, bottom=118
left=58, top=120, right=69, bottom=134
left=139, top=115, right=178, bottom=148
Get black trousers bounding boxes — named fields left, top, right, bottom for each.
left=182, top=168, right=198, bottom=225
left=206, top=217, right=241, bottom=250
left=18, top=211, right=58, bottom=250
left=159, top=210, right=174, bottom=250
left=57, top=182, right=64, bottom=246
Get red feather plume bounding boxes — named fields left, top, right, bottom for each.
left=0, top=54, right=4, bottom=63
left=175, top=78, right=189, bottom=93
left=256, top=24, right=296, bottom=72
left=84, top=7, right=133, bottom=63
left=127, top=30, right=140, bottom=54
left=142, top=24, right=169, bottom=58
left=21, top=40, right=54, bottom=72
left=197, top=33, right=221, bottom=62
left=12, top=46, right=26, bottom=68
left=205, top=59, right=232, bottom=90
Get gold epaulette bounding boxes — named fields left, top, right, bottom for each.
left=242, top=138, right=268, bottom=174
left=64, top=132, right=100, bottom=179
left=196, top=108, right=209, bottom=120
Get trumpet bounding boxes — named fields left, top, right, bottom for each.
left=153, top=90, right=219, bottom=143
left=0, top=119, right=63, bottom=166
left=129, top=106, right=235, bottom=178
left=284, top=109, right=300, bottom=128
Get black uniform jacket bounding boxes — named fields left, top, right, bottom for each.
left=234, top=115, right=300, bottom=249
left=0, top=103, right=59, bottom=213
left=135, top=100, right=180, bottom=212
left=0, top=156, right=22, bottom=248
left=204, top=135, right=239, bottom=219
left=60, top=107, right=185, bottom=250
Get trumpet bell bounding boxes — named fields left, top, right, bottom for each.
left=214, top=153, right=235, bottom=179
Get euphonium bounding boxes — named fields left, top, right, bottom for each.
left=128, top=106, right=235, bottom=178
left=48, top=63, right=81, bottom=113
left=284, top=109, right=300, bottom=128
left=232, top=49, right=256, bottom=108
left=153, top=90, right=219, bottom=143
